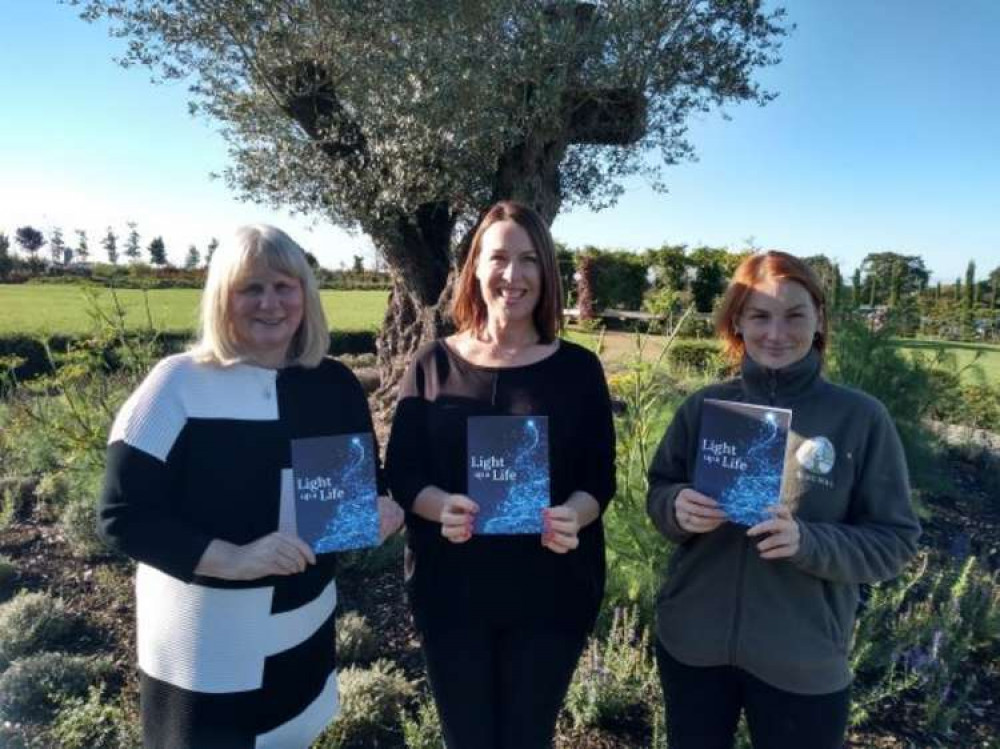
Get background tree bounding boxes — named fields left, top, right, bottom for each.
left=830, top=263, right=843, bottom=313
left=49, top=227, right=67, bottom=266
left=15, top=226, right=44, bottom=264
left=802, top=254, right=836, bottom=290
left=205, top=237, right=219, bottom=268
left=75, top=229, right=90, bottom=263
left=860, top=252, right=929, bottom=306
left=74, top=0, right=788, bottom=398
left=688, top=246, right=728, bottom=313
left=990, top=266, right=1000, bottom=312
left=352, top=254, right=365, bottom=274
left=962, top=260, right=976, bottom=339
left=851, top=267, right=862, bottom=308
left=0, top=233, right=11, bottom=279
left=184, top=244, right=201, bottom=270
left=103, top=227, right=120, bottom=264
left=124, top=222, right=141, bottom=262
left=148, top=236, right=168, bottom=266
left=644, top=244, right=689, bottom=292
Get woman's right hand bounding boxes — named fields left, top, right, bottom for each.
left=674, top=488, right=727, bottom=534
left=439, top=494, right=479, bottom=544
left=196, top=532, right=317, bottom=581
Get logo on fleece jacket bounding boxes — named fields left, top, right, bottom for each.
left=795, top=437, right=836, bottom=475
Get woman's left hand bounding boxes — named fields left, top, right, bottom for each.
left=377, top=495, right=405, bottom=543
left=541, top=505, right=580, bottom=554
left=747, top=504, right=800, bottom=560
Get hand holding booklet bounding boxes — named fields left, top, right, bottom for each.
left=467, top=415, right=550, bottom=534
left=291, top=433, right=380, bottom=553
left=693, top=399, right=792, bottom=526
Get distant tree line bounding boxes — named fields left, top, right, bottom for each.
left=1, top=226, right=997, bottom=339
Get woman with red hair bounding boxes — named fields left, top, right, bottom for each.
left=647, top=251, right=920, bottom=749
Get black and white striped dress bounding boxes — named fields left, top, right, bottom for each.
left=99, top=353, right=380, bottom=748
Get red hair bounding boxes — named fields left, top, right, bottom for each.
left=715, top=251, right=828, bottom=366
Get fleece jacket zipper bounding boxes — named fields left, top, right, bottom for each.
left=729, top=369, right=779, bottom=664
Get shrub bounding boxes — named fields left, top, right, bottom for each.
left=0, top=652, right=113, bottom=723
left=33, top=471, right=71, bottom=519
left=850, top=553, right=1000, bottom=736
left=315, top=659, right=415, bottom=748
left=665, top=339, right=725, bottom=376
left=336, top=611, right=378, bottom=666
left=400, top=695, right=444, bottom=749
left=48, top=685, right=142, bottom=749
left=563, top=607, right=658, bottom=733
left=0, top=554, right=17, bottom=593
left=60, top=490, right=112, bottom=559
left=603, top=337, right=685, bottom=625
left=0, top=592, right=77, bottom=669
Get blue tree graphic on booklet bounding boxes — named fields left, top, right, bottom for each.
left=694, top=399, right=793, bottom=526
left=467, top=415, right=550, bottom=534
left=291, top=433, right=379, bottom=553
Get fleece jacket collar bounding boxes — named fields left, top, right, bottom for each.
left=739, top=348, right=823, bottom=405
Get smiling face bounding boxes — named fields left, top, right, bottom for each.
left=738, top=278, right=822, bottom=370
left=229, top=262, right=304, bottom=366
left=474, top=219, right=542, bottom=328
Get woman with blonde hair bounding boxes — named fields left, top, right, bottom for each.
left=387, top=200, right=616, bottom=748
left=99, top=224, right=402, bottom=748
left=647, top=250, right=920, bottom=748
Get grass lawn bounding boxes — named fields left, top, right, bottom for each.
left=0, top=284, right=389, bottom=335
left=891, top=338, right=1000, bottom=385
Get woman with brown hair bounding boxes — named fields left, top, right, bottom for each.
left=386, top=200, right=616, bottom=748
left=646, top=250, right=920, bottom=749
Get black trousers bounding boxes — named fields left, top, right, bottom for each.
left=420, top=624, right=588, bottom=749
left=655, top=640, right=850, bottom=749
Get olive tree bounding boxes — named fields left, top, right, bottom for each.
left=73, top=0, right=788, bottom=401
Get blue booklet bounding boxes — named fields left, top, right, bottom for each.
left=291, top=433, right=379, bottom=553
left=693, top=399, right=792, bottom=526
left=467, top=415, right=550, bottom=534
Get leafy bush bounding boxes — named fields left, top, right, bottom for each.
left=665, top=339, right=725, bottom=376
left=60, top=486, right=112, bottom=559
left=48, top=685, right=142, bottom=749
left=336, top=611, right=378, bottom=666
left=0, top=554, right=17, bottom=593
left=0, top=592, right=77, bottom=669
left=603, top=334, right=686, bottom=626
left=400, top=695, right=444, bottom=749
left=578, top=248, right=649, bottom=311
left=0, top=652, right=113, bottom=723
left=564, top=607, right=658, bottom=732
left=315, top=659, right=415, bottom=748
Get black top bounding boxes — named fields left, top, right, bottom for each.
left=386, top=339, right=616, bottom=632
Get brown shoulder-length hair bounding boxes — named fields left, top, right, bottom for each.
left=715, top=250, right=829, bottom=366
left=451, top=200, right=564, bottom=343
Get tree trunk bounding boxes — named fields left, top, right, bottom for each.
left=369, top=202, right=457, bottom=423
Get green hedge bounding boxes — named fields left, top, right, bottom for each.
left=666, top=339, right=726, bottom=375
left=0, top=330, right=377, bottom=383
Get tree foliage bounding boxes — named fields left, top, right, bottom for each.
left=860, top=252, right=929, bottom=305
left=71, top=0, right=788, bottom=394
left=124, top=222, right=141, bottom=262
left=147, top=236, right=167, bottom=266
left=102, top=227, right=119, bottom=264
left=15, top=226, right=44, bottom=257
left=49, top=227, right=68, bottom=265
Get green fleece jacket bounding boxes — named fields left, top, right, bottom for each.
left=646, top=349, right=920, bottom=695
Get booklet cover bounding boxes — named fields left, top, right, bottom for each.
left=467, top=415, right=550, bottom=534
left=693, top=399, right=793, bottom=526
left=291, top=433, right=379, bottom=553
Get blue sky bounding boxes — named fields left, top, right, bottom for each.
left=1, top=1, right=997, bottom=282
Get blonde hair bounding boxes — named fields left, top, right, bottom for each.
left=191, top=224, right=329, bottom=368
